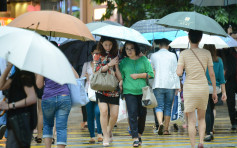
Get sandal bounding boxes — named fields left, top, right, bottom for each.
left=52, top=138, right=55, bottom=144
left=89, top=138, right=96, bottom=144
left=133, top=141, right=139, bottom=147
left=158, top=124, right=164, bottom=135
left=34, top=137, right=42, bottom=143
left=98, top=137, right=103, bottom=142
left=139, top=137, right=142, bottom=145
left=164, top=130, right=171, bottom=135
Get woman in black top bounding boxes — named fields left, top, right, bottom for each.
left=0, top=63, right=37, bottom=148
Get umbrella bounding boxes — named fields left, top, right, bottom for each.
left=191, top=0, right=237, bottom=6
left=102, top=21, right=122, bottom=26
left=7, top=10, right=94, bottom=41
left=157, top=11, right=228, bottom=37
left=91, top=25, right=151, bottom=46
left=142, top=30, right=187, bottom=41
left=131, top=19, right=178, bottom=33
left=59, top=40, right=97, bottom=76
left=0, top=26, right=76, bottom=85
left=86, top=22, right=109, bottom=32
left=220, top=35, right=237, bottom=47
left=169, top=34, right=229, bottom=49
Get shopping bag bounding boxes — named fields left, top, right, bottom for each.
left=117, top=98, right=128, bottom=122
left=68, top=77, right=89, bottom=106
left=171, top=92, right=182, bottom=121
left=88, top=83, right=96, bottom=102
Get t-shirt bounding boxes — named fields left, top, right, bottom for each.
left=178, top=48, right=213, bottom=84
left=120, top=56, right=154, bottom=95
left=42, top=78, right=70, bottom=100
left=8, top=68, right=37, bottom=130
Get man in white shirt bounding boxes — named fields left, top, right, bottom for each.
left=150, top=38, right=180, bottom=135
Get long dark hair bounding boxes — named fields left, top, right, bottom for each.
left=97, top=36, right=118, bottom=57
left=203, top=44, right=218, bottom=62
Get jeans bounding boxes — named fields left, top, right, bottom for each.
left=6, top=129, right=33, bottom=148
left=42, top=95, right=71, bottom=145
left=153, top=88, right=175, bottom=116
left=86, top=101, right=102, bottom=138
left=0, top=113, right=7, bottom=138
left=124, top=94, right=147, bottom=138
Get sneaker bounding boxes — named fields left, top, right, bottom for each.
left=204, top=135, right=212, bottom=142
left=158, top=124, right=164, bottom=135
left=0, top=125, right=6, bottom=139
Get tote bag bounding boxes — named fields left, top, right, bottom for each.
left=142, top=74, right=158, bottom=109
left=90, top=68, right=118, bottom=91
left=68, top=77, right=89, bottom=106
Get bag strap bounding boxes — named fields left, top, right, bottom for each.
left=190, top=48, right=205, bottom=73
left=146, top=73, right=150, bottom=86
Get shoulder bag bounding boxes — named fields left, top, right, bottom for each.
left=141, top=73, right=158, bottom=108
left=90, top=68, right=118, bottom=91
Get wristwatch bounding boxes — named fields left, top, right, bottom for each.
left=12, top=102, right=16, bottom=109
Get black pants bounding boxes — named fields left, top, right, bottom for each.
left=124, top=94, right=147, bottom=138
left=153, top=108, right=159, bottom=129
left=205, top=94, right=215, bottom=135
left=81, top=106, right=87, bottom=122
left=226, top=88, right=236, bottom=126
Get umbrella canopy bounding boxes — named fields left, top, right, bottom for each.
left=169, top=34, right=229, bottom=49
left=131, top=19, right=178, bottom=33
left=91, top=25, right=151, bottom=46
left=220, top=35, right=237, bottom=47
left=8, top=11, right=94, bottom=41
left=142, top=30, right=187, bottom=41
left=191, top=0, right=237, bottom=6
left=0, top=26, right=76, bottom=85
left=86, top=22, right=109, bottom=32
left=157, top=11, right=228, bottom=37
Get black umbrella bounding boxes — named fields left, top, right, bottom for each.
left=59, top=40, right=97, bottom=76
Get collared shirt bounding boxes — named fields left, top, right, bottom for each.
left=150, top=49, right=180, bottom=89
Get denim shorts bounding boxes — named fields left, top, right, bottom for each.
left=153, top=88, right=175, bottom=116
left=42, top=95, right=71, bottom=145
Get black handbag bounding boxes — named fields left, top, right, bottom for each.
left=8, top=112, right=32, bottom=147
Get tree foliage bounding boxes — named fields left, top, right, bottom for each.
left=91, top=0, right=237, bottom=30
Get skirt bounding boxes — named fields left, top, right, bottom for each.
left=96, top=93, right=120, bottom=105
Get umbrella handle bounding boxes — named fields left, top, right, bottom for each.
left=0, top=98, right=6, bottom=117
left=35, top=22, right=40, bottom=31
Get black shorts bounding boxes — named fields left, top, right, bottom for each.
left=96, top=93, right=120, bottom=105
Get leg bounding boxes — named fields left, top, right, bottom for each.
left=187, top=111, right=197, bottom=148
left=226, top=88, right=236, bottom=128
left=81, top=106, right=87, bottom=128
left=86, top=101, right=96, bottom=138
left=94, top=102, right=102, bottom=135
left=153, top=88, right=165, bottom=125
left=42, top=98, right=56, bottom=148
left=55, top=95, right=72, bottom=148
left=163, top=89, right=175, bottom=132
left=108, top=104, right=119, bottom=140
left=125, top=94, right=140, bottom=140
left=197, top=109, right=206, bottom=145
left=98, top=102, right=109, bottom=143
left=205, top=95, right=213, bottom=135
left=137, top=95, right=147, bottom=143
left=36, top=99, right=43, bottom=140
left=153, top=108, right=159, bottom=130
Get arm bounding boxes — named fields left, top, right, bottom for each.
left=100, top=57, right=119, bottom=73
left=80, top=62, right=87, bottom=78
left=115, top=64, right=122, bottom=81
left=0, top=86, right=37, bottom=110
left=176, top=65, right=184, bottom=76
left=208, top=66, right=218, bottom=103
left=220, top=84, right=227, bottom=101
left=72, top=67, right=79, bottom=79
left=36, top=74, right=44, bottom=89
left=0, top=63, right=13, bottom=90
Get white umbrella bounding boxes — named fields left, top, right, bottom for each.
left=169, top=34, right=229, bottom=49
left=91, top=25, right=151, bottom=46
left=0, top=26, right=76, bottom=85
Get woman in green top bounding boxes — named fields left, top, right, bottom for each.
left=119, top=41, right=154, bottom=147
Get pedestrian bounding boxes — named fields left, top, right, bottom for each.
left=150, top=38, right=180, bottom=135
left=176, top=30, right=218, bottom=148
left=0, top=63, right=37, bottom=148
left=36, top=41, right=79, bottom=148
left=93, top=36, right=122, bottom=147
left=81, top=45, right=103, bottom=143
left=224, top=47, right=237, bottom=130
left=203, top=44, right=227, bottom=142
left=119, top=41, right=154, bottom=147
